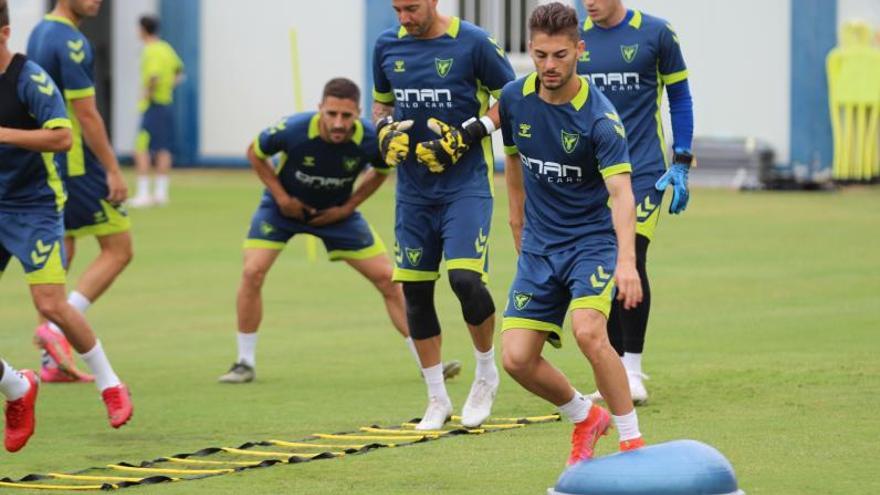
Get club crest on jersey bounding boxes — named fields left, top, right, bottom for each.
left=561, top=130, right=580, bottom=154
left=394, top=60, right=406, bottom=72
left=578, top=51, right=591, bottom=63
left=620, top=44, right=639, bottom=63
left=405, top=247, right=423, bottom=266
left=435, top=58, right=453, bottom=78
left=513, top=291, right=532, bottom=311
left=342, top=156, right=360, bottom=172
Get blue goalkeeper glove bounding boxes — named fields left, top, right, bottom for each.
left=655, top=150, right=693, bottom=214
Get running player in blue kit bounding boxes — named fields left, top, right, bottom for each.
left=1, top=0, right=132, bottom=433
left=27, top=0, right=134, bottom=384
left=372, top=0, right=516, bottom=430
left=578, top=0, right=695, bottom=404
left=498, top=2, right=645, bottom=465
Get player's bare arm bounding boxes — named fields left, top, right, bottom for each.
left=504, top=153, right=525, bottom=254
left=245, top=143, right=313, bottom=221
left=605, top=173, right=642, bottom=309
left=70, top=96, right=128, bottom=203
left=0, top=126, right=71, bottom=153
left=309, top=167, right=387, bottom=227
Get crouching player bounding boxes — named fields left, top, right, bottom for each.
left=219, top=78, right=456, bottom=383
left=498, top=2, right=644, bottom=465
left=0, top=0, right=132, bottom=435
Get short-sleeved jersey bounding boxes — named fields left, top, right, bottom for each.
left=0, top=56, right=70, bottom=213
left=252, top=112, right=386, bottom=210
left=141, top=39, right=183, bottom=107
left=27, top=14, right=102, bottom=180
left=372, top=17, right=515, bottom=205
left=577, top=10, right=687, bottom=188
left=499, top=73, right=632, bottom=255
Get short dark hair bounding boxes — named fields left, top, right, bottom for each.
left=322, top=77, right=360, bottom=104
left=139, top=15, right=159, bottom=35
left=529, top=2, right=580, bottom=41
left=1, top=0, right=9, bottom=28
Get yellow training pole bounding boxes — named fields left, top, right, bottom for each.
left=289, top=28, right=319, bottom=262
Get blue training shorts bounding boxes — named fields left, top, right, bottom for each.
left=243, top=202, right=386, bottom=261
left=392, top=196, right=492, bottom=283
left=0, top=211, right=67, bottom=285
left=501, top=238, right=618, bottom=348
left=137, top=103, right=174, bottom=153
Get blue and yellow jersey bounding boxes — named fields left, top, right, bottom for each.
left=141, top=39, right=183, bottom=108
left=0, top=55, right=70, bottom=213
left=252, top=112, right=386, bottom=210
left=500, top=73, right=632, bottom=255
left=577, top=10, right=687, bottom=189
left=372, top=17, right=515, bottom=204
left=27, top=14, right=102, bottom=180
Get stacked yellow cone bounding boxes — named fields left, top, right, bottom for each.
left=827, top=20, right=880, bottom=182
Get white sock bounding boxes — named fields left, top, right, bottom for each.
left=612, top=409, right=641, bottom=441
left=237, top=332, right=258, bottom=367
left=421, top=363, right=449, bottom=401
left=0, top=361, right=30, bottom=401
left=622, top=353, right=643, bottom=375
left=558, top=390, right=591, bottom=423
left=154, top=175, right=169, bottom=200
left=79, top=340, right=121, bottom=391
left=45, top=291, right=93, bottom=365
left=474, top=347, right=498, bottom=383
left=136, top=175, right=150, bottom=198
left=404, top=337, right=422, bottom=368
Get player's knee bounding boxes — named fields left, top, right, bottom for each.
left=448, top=269, right=495, bottom=325
left=502, top=347, right=536, bottom=378
left=105, top=239, right=134, bottom=268
left=372, top=272, right=399, bottom=299
left=241, top=264, right=269, bottom=289
left=572, top=314, right=609, bottom=360
left=402, top=281, right=440, bottom=340
left=33, top=294, right=66, bottom=322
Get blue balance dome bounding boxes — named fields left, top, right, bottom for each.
left=549, top=440, right=744, bottom=495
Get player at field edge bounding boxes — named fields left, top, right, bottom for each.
left=0, top=0, right=132, bottom=434
left=218, top=78, right=460, bottom=384
left=578, top=0, right=695, bottom=405
left=372, top=0, right=516, bottom=429
left=27, top=0, right=134, bottom=384
left=498, top=2, right=645, bottom=465
left=129, top=14, right=184, bottom=209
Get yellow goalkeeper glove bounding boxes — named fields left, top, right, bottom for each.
left=377, top=116, right=414, bottom=168
left=415, top=116, right=493, bottom=173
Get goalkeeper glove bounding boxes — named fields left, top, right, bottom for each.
left=654, top=149, right=693, bottom=214
left=377, top=116, right=414, bottom=168
left=415, top=116, right=494, bottom=173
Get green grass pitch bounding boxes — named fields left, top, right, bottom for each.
left=1, top=171, right=878, bottom=494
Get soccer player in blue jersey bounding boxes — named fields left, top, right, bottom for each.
left=0, top=0, right=132, bottom=433
left=372, top=0, right=516, bottom=429
left=499, top=2, right=645, bottom=465
left=578, top=0, right=695, bottom=404
left=27, top=0, right=134, bottom=384
left=218, top=78, right=438, bottom=383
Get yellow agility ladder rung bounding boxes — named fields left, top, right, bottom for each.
left=268, top=439, right=368, bottom=450
left=108, top=464, right=232, bottom=475
left=221, top=447, right=345, bottom=458
left=399, top=424, right=487, bottom=434
left=451, top=414, right=560, bottom=423
left=162, top=457, right=264, bottom=467
left=360, top=427, right=465, bottom=435
left=313, top=433, right=434, bottom=442
left=0, top=481, right=113, bottom=491
left=48, top=472, right=154, bottom=482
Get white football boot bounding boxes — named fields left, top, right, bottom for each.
left=460, top=376, right=499, bottom=428
left=415, top=395, right=453, bottom=430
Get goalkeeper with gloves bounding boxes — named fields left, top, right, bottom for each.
left=371, top=0, right=515, bottom=431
